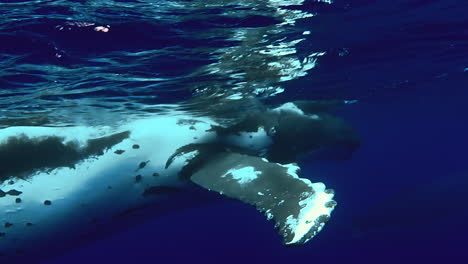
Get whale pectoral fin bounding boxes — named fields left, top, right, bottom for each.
left=190, top=152, right=336, bottom=246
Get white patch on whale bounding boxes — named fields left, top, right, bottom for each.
left=273, top=102, right=305, bottom=115
left=284, top=182, right=334, bottom=245
left=222, top=166, right=262, bottom=185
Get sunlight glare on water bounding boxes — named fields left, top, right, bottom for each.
left=0, top=0, right=332, bottom=128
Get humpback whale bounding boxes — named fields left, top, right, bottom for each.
left=0, top=100, right=359, bottom=257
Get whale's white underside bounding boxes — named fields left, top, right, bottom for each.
left=0, top=104, right=339, bottom=257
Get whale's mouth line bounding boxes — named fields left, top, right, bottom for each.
left=0, top=130, right=130, bottom=183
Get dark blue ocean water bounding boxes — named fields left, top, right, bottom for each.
left=1, top=0, right=468, bottom=263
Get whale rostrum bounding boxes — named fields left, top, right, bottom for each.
left=0, top=101, right=359, bottom=256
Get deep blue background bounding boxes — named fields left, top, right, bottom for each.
left=45, top=1, right=468, bottom=262
left=43, top=82, right=468, bottom=264
left=1, top=0, right=467, bottom=263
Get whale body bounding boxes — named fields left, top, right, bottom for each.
left=0, top=101, right=359, bottom=258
